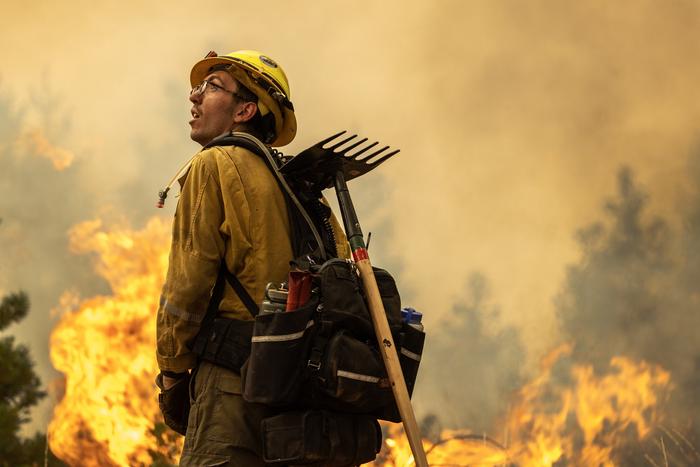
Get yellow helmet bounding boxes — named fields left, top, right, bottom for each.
left=190, top=50, right=297, bottom=146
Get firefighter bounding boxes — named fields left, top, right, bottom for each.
left=155, top=50, right=299, bottom=466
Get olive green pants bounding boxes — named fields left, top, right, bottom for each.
left=179, top=361, right=276, bottom=466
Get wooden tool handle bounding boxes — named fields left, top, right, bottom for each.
left=355, top=259, right=429, bottom=467
left=332, top=169, right=427, bottom=465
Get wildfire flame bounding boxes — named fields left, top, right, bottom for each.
left=48, top=217, right=176, bottom=466
left=504, top=344, right=671, bottom=465
left=378, top=345, right=671, bottom=466
left=18, top=127, right=75, bottom=171
left=377, top=425, right=508, bottom=466
left=48, top=217, right=674, bottom=466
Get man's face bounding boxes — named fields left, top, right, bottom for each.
left=189, top=70, right=239, bottom=146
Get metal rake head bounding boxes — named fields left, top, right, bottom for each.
left=280, top=131, right=400, bottom=190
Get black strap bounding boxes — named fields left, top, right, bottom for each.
left=307, top=319, right=334, bottom=371
left=205, top=261, right=258, bottom=320
left=191, top=260, right=256, bottom=358
left=221, top=264, right=258, bottom=317
left=204, top=133, right=270, bottom=161
left=191, top=266, right=226, bottom=357
left=200, top=259, right=259, bottom=334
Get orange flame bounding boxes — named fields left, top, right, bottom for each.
left=18, top=127, right=75, bottom=171
left=375, top=425, right=508, bottom=466
left=48, top=217, right=177, bottom=466
left=504, top=344, right=671, bottom=466
left=48, top=217, right=673, bottom=466
left=377, top=345, right=671, bottom=466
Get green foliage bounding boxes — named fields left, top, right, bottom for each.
left=0, top=291, right=63, bottom=466
left=0, top=291, right=30, bottom=331
left=0, top=293, right=44, bottom=425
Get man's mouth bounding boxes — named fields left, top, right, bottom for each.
left=189, top=109, right=201, bottom=125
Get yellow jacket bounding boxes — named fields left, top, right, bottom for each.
left=156, top=144, right=348, bottom=373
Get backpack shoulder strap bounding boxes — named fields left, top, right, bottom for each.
left=213, top=132, right=335, bottom=263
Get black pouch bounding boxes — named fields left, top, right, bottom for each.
left=191, top=317, right=253, bottom=372
left=242, top=297, right=319, bottom=406
left=261, top=410, right=381, bottom=466
left=372, top=266, right=403, bottom=330
left=378, top=321, right=426, bottom=422
left=317, top=260, right=373, bottom=338
left=397, top=322, right=426, bottom=397
left=308, top=331, right=393, bottom=414
left=318, top=261, right=403, bottom=338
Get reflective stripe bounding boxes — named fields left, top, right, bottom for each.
left=337, top=370, right=380, bottom=384
left=251, top=320, right=315, bottom=343
left=400, top=348, right=421, bottom=362
left=161, top=297, right=204, bottom=323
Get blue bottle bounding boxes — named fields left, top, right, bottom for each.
left=401, top=307, right=424, bottom=332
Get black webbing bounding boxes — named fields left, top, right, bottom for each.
left=192, top=260, right=256, bottom=357
left=221, top=265, right=258, bottom=317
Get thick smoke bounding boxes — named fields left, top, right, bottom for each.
left=555, top=160, right=700, bottom=462
left=416, top=273, right=525, bottom=436
left=3, top=0, right=700, bottom=444
left=0, top=89, right=104, bottom=432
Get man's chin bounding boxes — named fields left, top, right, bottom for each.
left=190, top=129, right=207, bottom=146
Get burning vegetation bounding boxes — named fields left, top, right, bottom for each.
left=46, top=167, right=700, bottom=466
left=48, top=218, right=178, bottom=466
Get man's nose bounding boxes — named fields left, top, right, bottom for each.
left=189, top=91, right=202, bottom=104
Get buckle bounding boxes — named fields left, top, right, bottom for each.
left=307, top=359, right=321, bottom=371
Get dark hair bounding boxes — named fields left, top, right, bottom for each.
left=233, top=80, right=276, bottom=144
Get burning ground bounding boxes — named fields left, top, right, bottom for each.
left=43, top=163, right=700, bottom=466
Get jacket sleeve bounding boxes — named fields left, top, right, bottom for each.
left=156, top=153, right=226, bottom=373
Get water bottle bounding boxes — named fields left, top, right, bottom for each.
left=401, top=307, right=424, bottom=332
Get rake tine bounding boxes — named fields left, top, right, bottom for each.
left=356, top=145, right=390, bottom=163
left=367, top=149, right=400, bottom=166
left=316, top=130, right=347, bottom=148
left=326, top=134, right=358, bottom=151
left=337, top=137, right=368, bottom=155
left=347, top=141, right=378, bottom=159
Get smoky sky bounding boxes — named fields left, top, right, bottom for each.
left=3, top=0, right=700, bottom=437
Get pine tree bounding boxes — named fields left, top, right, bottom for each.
left=556, top=167, right=700, bottom=464
left=556, top=167, right=671, bottom=368
left=0, top=291, right=53, bottom=466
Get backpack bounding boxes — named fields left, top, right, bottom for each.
left=190, top=132, right=425, bottom=464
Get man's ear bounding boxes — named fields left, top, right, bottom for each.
left=233, top=101, right=258, bottom=123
